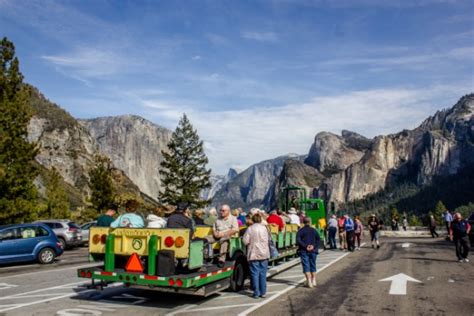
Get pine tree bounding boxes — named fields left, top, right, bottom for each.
left=390, top=207, right=400, bottom=220
left=0, top=37, right=39, bottom=224
left=408, top=214, right=420, bottom=226
left=45, top=167, right=70, bottom=219
left=159, top=114, right=211, bottom=207
left=433, top=200, right=446, bottom=224
left=89, top=155, right=115, bottom=213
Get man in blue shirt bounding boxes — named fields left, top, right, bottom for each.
left=444, top=210, right=453, bottom=235
left=344, top=214, right=356, bottom=252
left=449, top=212, right=471, bottom=262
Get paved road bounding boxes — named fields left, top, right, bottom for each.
left=0, top=247, right=90, bottom=278
left=0, top=238, right=472, bottom=315
left=254, top=238, right=474, bottom=316
left=0, top=246, right=353, bottom=316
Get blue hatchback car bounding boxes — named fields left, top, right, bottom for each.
left=0, top=223, right=64, bottom=265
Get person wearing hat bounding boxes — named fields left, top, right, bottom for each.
left=167, top=202, right=194, bottom=237
left=288, top=208, right=301, bottom=225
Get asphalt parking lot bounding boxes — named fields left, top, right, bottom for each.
left=0, top=238, right=472, bottom=316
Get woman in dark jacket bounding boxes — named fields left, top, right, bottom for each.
left=297, top=217, right=321, bottom=288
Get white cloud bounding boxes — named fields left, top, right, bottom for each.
left=192, top=55, right=202, bottom=60
left=241, top=31, right=278, bottom=42
left=206, top=33, right=229, bottom=46
left=41, top=48, right=126, bottom=79
left=141, top=84, right=472, bottom=174
left=319, top=46, right=474, bottom=70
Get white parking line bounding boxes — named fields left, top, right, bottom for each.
left=0, top=263, right=100, bottom=280
left=238, top=243, right=365, bottom=316
left=0, top=292, right=93, bottom=313
left=215, top=291, right=280, bottom=300
left=0, top=281, right=84, bottom=300
left=0, top=281, right=122, bottom=313
left=172, top=303, right=257, bottom=313
left=273, top=275, right=304, bottom=280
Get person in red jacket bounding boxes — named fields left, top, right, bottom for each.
left=267, top=210, right=285, bottom=231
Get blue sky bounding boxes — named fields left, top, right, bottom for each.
left=1, top=0, right=473, bottom=174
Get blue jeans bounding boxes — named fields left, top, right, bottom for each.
left=249, top=260, right=268, bottom=297
left=328, top=227, right=337, bottom=249
left=300, top=251, right=317, bottom=273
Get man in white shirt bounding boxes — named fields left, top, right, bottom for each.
left=206, top=204, right=239, bottom=267
left=288, top=208, right=301, bottom=225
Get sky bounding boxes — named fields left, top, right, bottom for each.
left=1, top=0, right=473, bottom=174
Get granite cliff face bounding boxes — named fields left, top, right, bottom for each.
left=212, top=154, right=302, bottom=209
left=27, top=86, right=99, bottom=198
left=201, top=168, right=239, bottom=201
left=304, top=131, right=368, bottom=176
left=281, top=94, right=474, bottom=208
left=80, top=116, right=172, bottom=199
left=26, top=86, right=154, bottom=209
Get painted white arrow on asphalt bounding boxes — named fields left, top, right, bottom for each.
left=0, top=283, right=18, bottom=290
left=379, top=273, right=421, bottom=295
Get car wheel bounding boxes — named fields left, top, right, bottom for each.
left=58, top=238, right=67, bottom=250
left=38, top=248, right=56, bottom=264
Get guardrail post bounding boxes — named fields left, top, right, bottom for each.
left=148, top=235, right=158, bottom=276
left=105, top=234, right=115, bottom=272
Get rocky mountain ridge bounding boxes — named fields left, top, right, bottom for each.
left=26, top=85, right=155, bottom=210
left=279, top=94, right=474, bottom=211
left=80, top=115, right=172, bottom=199
left=211, top=154, right=304, bottom=209
left=26, top=83, right=473, bottom=216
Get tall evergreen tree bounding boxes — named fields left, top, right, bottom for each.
left=433, top=200, right=447, bottom=223
left=0, top=37, right=39, bottom=224
left=89, top=155, right=115, bottom=213
left=159, top=114, right=211, bottom=207
left=45, top=167, right=70, bottom=219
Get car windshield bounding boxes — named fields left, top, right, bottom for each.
left=68, top=222, right=80, bottom=229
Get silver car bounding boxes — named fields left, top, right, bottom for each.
left=80, top=221, right=97, bottom=246
left=35, top=220, right=83, bottom=249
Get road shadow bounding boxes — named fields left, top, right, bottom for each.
left=401, top=257, right=457, bottom=262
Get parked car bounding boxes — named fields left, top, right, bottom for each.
left=34, top=219, right=83, bottom=249
left=0, top=223, right=64, bottom=265
left=80, top=221, right=97, bottom=246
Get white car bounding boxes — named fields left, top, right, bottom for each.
left=80, top=221, right=97, bottom=246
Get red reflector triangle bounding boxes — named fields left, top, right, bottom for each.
left=125, top=253, right=144, bottom=273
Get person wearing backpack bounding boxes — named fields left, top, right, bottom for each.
left=354, top=215, right=363, bottom=250
left=344, top=214, right=356, bottom=252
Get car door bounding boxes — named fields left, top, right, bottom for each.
left=0, top=228, right=20, bottom=262
left=17, top=226, right=47, bottom=258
